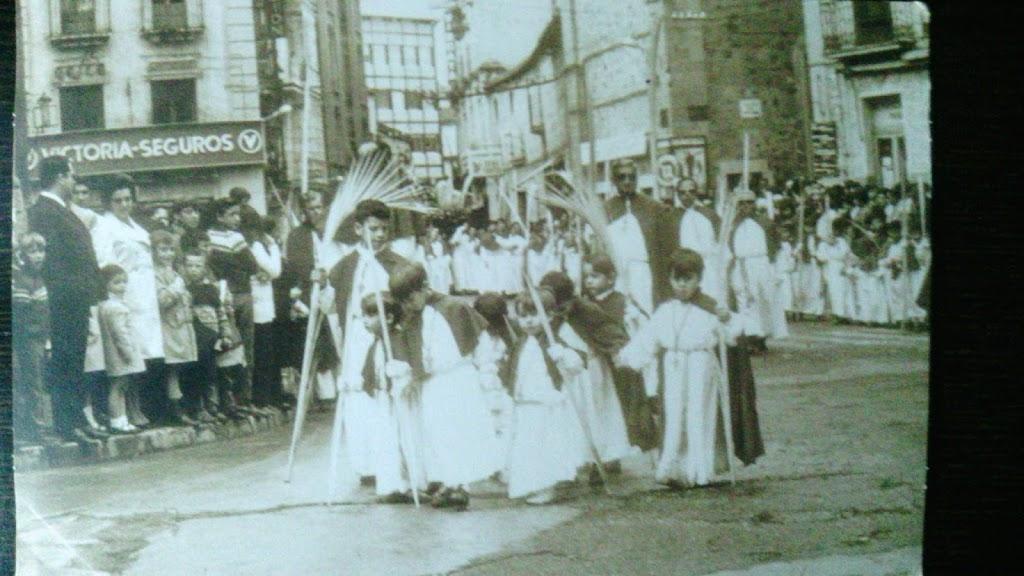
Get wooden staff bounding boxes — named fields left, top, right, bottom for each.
left=499, top=186, right=612, bottom=495
left=286, top=281, right=323, bottom=483
left=715, top=197, right=740, bottom=486
left=917, top=176, right=927, bottom=238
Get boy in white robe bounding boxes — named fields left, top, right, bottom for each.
left=389, top=262, right=503, bottom=510
left=540, top=272, right=633, bottom=472
left=318, top=200, right=411, bottom=482
left=617, top=248, right=739, bottom=487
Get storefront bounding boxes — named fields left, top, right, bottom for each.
left=26, top=120, right=268, bottom=211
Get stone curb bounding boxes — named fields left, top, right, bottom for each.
left=13, top=408, right=294, bottom=472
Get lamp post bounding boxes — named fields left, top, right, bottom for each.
left=34, top=94, right=54, bottom=131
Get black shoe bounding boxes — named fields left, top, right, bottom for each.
left=449, top=488, right=470, bottom=511
left=377, top=491, right=414, bottom=504
left=83, top=426, right=110, bottom=440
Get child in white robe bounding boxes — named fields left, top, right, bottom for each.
left=775, top=235, right=797, bottom=318
left=506, top=290, right=588, bottom=504
left=360, top=293, right=427, bottom=503
left=540, top=271, right=633, bottom=469
left=617, top=248, right=738, bottom=487
left=389, top=262, right=503, bottom=510
left=472, top=293, right=516, bottom=468
left=798, top=235, right=825, bottom=318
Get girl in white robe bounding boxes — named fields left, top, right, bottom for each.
left=390, top=267, right=503, bottom=508
left=798, top=236, right=825, bottom=318
left=540, top=272, right=632, bottom=466
left=617, top=249, right=738, bottom=487
left=360, top=295, right=427, bottom=501
left=506, top=293, right=588, bottom=504
left=472, top=294, right=515, bottom=466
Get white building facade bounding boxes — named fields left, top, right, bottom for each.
left=802, top=0, right=931, bottom=185
left=21, top=0, right=269, bottom=210
left=361, top=14, right=450, bottom=182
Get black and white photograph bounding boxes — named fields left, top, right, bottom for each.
left=8, top=0, right=932, bottom=574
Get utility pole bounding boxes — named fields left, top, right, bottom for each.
left=647, top=1, right=665, bottom=199
left=14, top=0, right=30, bottom=234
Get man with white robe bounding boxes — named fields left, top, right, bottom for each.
left=319, top=200, right=411, bottom=481
left=730, top=190, right=788, bottom=341
left=605, top=159, right=676, bottom=316
left=674, top=180, right=727, bottom=302
left=815, top=226, right=852, bottom=321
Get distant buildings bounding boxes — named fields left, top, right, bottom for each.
left=21, top=0, right=269, bottom=208
left=253, top=0, right=368, bottom=198
left=448, top=0, right=822, bottom=219
left=802, top=0, right=931, bottom=185
left=18, top=0, right=371, bottom=211
left=361, top=13, right=454, bottom=183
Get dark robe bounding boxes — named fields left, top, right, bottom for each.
left=276, top=223, right=337, bottom=371
left=328, top=247, right=411, bottom=326
left=360, top=327, right=414, bottom=397
left=591, top=290, right=659, bottom=452
left=605, top=194, right=679, bottom=306
left=693, top=290, right=766, bottom=466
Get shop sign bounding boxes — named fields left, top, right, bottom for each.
left=739, top=98, right=763, bottom=119
left=26, top=121, right=267, bottom=177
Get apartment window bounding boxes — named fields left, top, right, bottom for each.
left=151, top=79, right=196, bottom=124
left=364, top=44, right=372, bottom=64
left=659, top=108, right=669, bottom=128
left=61, top=0, right=96, bottom=35
left=406, top=91, right=424, bottom=110
left=853, top=1, right=894, bottom=45
left=152, top=0, right=188, bottom=30
left=372, top=90, right=390, bottom=110
left=60, top=84, right=104, bottom=131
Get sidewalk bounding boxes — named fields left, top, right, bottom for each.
left=13, top=407, right=294, bottom=472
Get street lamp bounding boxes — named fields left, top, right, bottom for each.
left=262, top=103, right=293, bottom=122
left=34, top=93, right=54, bottom=131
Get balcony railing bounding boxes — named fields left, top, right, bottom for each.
left=142, top=0, right=204, bottom=44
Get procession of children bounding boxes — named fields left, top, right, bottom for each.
left=287, top=157, right=797, bottom=511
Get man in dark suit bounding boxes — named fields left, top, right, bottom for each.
left=27, top=155, right=106, bottom=442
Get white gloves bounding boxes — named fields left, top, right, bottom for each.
left=385, top=360, right=414, bottom=397
left=547, top=344, right=583, bottom=375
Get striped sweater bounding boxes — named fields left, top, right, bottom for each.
left=206, top=227, right=260, bottom=294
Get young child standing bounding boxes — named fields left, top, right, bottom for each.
left=389, top=262, right=502, bottom=510
left=506, top=290, right=588, bottom=504
left=152, top=231, right=198, bottom=425
left=616, top=248, right=738, bottom=488
left=98, top=265, right=148, bottom=433
left=181, top=248, right=228, bottom=423
left=540, top=271, right=633, bottom=473
left=581, top=254, right=658, bottom=454
left=12, top=233, right=54, bottom=442
left=472, top=293, right=517, bottom=465
left=359, top=292, right=426, bottom=504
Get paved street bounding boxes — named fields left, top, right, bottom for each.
left=14, top=322, right=928, bottom=576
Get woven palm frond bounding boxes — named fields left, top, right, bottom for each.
left=539, top=173, right=615, bottom=262
left=322, top=153, right=437, bottom=244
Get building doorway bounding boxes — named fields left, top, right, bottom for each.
left=865, top=95, right=906, bottom=188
